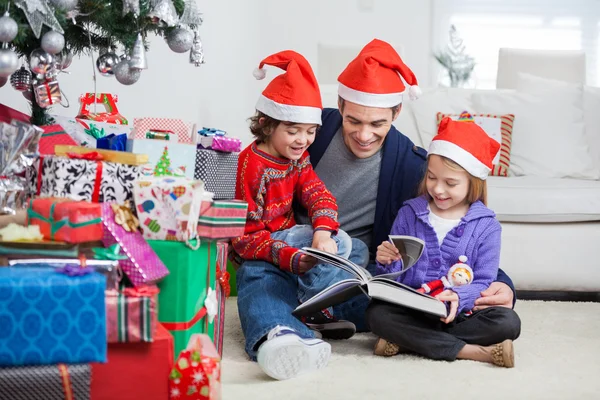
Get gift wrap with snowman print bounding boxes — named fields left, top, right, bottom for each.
left=133, top=176, right=204, bottom=245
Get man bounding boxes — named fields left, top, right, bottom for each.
left=303, top=39, right=515, bottom=331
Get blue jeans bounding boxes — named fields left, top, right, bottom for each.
left=236, top=225, right=368, bottom=360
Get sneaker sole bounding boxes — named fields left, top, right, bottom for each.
left=305, top=323, right=356, bottom=340
left=257, top=335, right=331, bottom=380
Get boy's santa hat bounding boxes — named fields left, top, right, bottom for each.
left=337, top=39, right=421, bottom=108
left=253, top=50, right=322, bottom=125
left=429, top=117, right=501, bottom=180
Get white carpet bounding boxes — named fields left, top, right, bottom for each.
left=221, top=299, right=600, bottom=400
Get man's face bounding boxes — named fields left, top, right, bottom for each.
left=338, top=99, right=400, bottom=159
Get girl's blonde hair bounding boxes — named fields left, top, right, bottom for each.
left=418, top=155, right=488, bottom=205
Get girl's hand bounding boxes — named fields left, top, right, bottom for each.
left=436, top=290, right=459, bottom=324
left=376, top=241, right=401, bottom=265
left=312, top=230, right=338, bottom=254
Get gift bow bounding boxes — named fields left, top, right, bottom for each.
left=66, top=151, right=105, bottom=161
left=92, top=244, right=128, bottom=261
left=111, top=202, right=139, bottom=232
left=122, top=285, right=160, bottom=298
left=84, top=124, right=106, bottom=139
left=57, top=264, right=95, bottom=277
left=216, top=264, right=231, bottom=297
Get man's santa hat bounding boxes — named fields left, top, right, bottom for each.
left=253, top=50, right=322, bottom=125
left=337, top=39, right=421, bottom=107
left=428, top=117, right=501, bottom=180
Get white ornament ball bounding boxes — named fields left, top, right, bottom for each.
left=114, top=60, right=141, bottom=85
left=0, top=13, right=18, bottom=43
left=41, top=31, right=65, bottom=54
left=0, top=48, right=19, bottom=78
left=29, top=48, right=54, bottom=74
left=48, top=0, right=79, bottom=11
left=167, top=28, right=194, bottom=53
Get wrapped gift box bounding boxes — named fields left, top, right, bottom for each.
left=101, top=202, right=169, bottom=287
left=198, top=135, right=242, bottom=153
left=127, top=140, right=197, bottom=180
left=131, top=117, right=196, bottom=144
left=0, top=267, right=107, bottom=366
left=76, top=93, right=128, bottom=125
left=38, top=125, right=79, bottom=155
left=133, top=176, right=204, bottom=242
left=198, top=200, right=248, bottom=240
left=150, top=240, right=217, bottom=356
left=96, top=133, right=127, bottom=151
left=169, top=334, right=221, bottom=400
left=26, top=199, right=103, bottom=243
left=0, top=363, right=91, bottom=400
left=194, top=150, right=238, bottom=200
left=51, top=115, right=132, bottom=149
left=91, top=323, right=174, bottom=400
left=30, top=154, right=141, bottom=204
left=106, top=285, right=159, bottom=343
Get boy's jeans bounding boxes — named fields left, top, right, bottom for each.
left=236, top=225, right=369, bottom=360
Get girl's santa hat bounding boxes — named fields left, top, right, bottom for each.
left=253, top=50, right=322, bottom=125
left=429, top=117, right=501, bottom=180
left=337, top=39, right=421, bottom=107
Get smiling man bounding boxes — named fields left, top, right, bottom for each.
left=300, top=39, right=516, bottom=330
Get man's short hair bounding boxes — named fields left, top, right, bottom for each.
left=338, top=96, right=402, bottom=118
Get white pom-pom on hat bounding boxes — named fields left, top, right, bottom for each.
left=458, top=255, right=468, bottom=263
left=253, top=67, right=266, bottom=80
left=408, top=85, right=422, bottom=100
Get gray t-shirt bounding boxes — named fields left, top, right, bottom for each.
left=297, top=128, right=382, bottom=250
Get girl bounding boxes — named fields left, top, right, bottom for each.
left=367, top=117, right=521, bottom=368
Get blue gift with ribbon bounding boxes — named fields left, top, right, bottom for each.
left=97, top=133, right=128, bottom=151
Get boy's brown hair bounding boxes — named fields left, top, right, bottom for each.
left=248, top=111, right=282, bottom=143
left=418, top=155, right=488, bottom=205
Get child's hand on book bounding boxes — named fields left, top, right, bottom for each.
left=298, top=254, right=317, bottom=272
left=312, top=231, right=338, bottom=254
left=435, top=290, right=459, bottom=324
left=376, top=241, right=401, bottom=265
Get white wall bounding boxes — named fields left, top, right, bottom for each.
left=0, top=0, right=433, bottom=147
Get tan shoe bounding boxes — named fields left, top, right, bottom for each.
left=491, top=339, right=515, bottom=368
left=373, top=338, right=402, bottom=357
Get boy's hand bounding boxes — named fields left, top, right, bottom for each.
left=298, top=254, right=317, bottom=272
left=376, top=241, right=401, bottom=265
left=312, top=230, right=338, bottom=254
left=436, top=290, right=459, bottom=324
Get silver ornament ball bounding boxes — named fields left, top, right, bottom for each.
left=167, top=28, right=194, bottom=53
left=41, top=31, right=65, bottom=54
left=0, top=76, right=7, bottom=88
left=30, top=48, right=54, bottom=74
left=55, top=50, right=73, bottom=70
left=10, top=65, right=32, bottom=91
left=0, top=48, right=19, bottom=78
left=114, top=60, right=141, bottom=85
left=48, top=0, right=79, bottom=11
left=0, top=13, right=18, bottom=43
left=96, top=52, right=120, bottom=76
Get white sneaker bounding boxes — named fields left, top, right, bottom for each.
left=257, top=326, right=331, bottom=380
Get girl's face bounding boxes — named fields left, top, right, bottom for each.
left=426, top=155, right=470, bottom=219
left=262, top=121, right=317, bottom=160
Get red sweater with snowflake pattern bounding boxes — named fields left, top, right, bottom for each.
left=232, top=143, right=339, bottom=274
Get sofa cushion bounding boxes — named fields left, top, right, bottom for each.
left=487, top=176, right=600, bottom=222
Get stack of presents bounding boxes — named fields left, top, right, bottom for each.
left=0, top=94, right=247, bottom=399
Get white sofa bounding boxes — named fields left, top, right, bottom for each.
left=393, top=86, right=600, bottom=292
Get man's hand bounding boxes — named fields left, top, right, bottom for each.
left=376, top=241, right=400, bottom=265
left=436, top=290, right=459, bottom=324
left=312, top=230, right=338, bottom=254
left=473, top=282, right=514, bottom=311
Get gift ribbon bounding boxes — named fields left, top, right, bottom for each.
left=216, top=263, right=231, bottom=298
left=44, top=82, right=55, bottom=106
left=57, top=364, right=74, bottom=400
left=66, top=152, right=104, bottom=202
left=84, top=123, right=106, bottom=139
left=122, top=285, right=160, bottom=298
left=93, top=244, right=128, bottom=261
left=161, top=306, right=207, bottom=331
left=27, top=202, right=102, bottom=240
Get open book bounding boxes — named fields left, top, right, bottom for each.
left=292, top=235, right=448, bottom=318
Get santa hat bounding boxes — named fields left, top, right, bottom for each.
left=428, top=117, right=501, bottom=180
left=253, top=50, right=322, bottom=125
left=337, top=39, right=421, bottom=108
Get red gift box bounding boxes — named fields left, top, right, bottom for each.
left=38, top=125, right=79, bottom=155
left=106, top=284, right=159, bottom=343
left=169, top=334, right=221, bottom=400
left=0, top=103, right=30, bottom=123
left=92, top=323, right=174, bottom=400
left=26, top=198, right=103, bottom=243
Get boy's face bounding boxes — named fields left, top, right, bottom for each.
left=338, top=99, right=399, bottom=159
left=263, top=120, right=318, bottom=160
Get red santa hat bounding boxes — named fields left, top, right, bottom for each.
left=428, top=117, right=501, bottom=180
left=337, top=39, right=421, bottom=108
left=253, top=50, right=322, bottom=125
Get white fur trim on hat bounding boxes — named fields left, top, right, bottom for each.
left=337, top=82, right=403, bottom=108
left=253, top=67, right=267, bottom=80
left=255, top=94, right=322, bottom=125
left=428, top=140, right=491, bottom=180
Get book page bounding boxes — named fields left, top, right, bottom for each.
left=299, top=247, right=372, bottom=282
left=367, top=278, right=448, bottom=318
left=388, top=235, right=425, bottom=270
left=292, top=278, right=366, bottom=317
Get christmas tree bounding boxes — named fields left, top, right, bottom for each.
left=434, top=25, right=475, bottom=88
left=0, top=0, right=204, bottom=125
left=154, top=146, right=171, bottom=176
